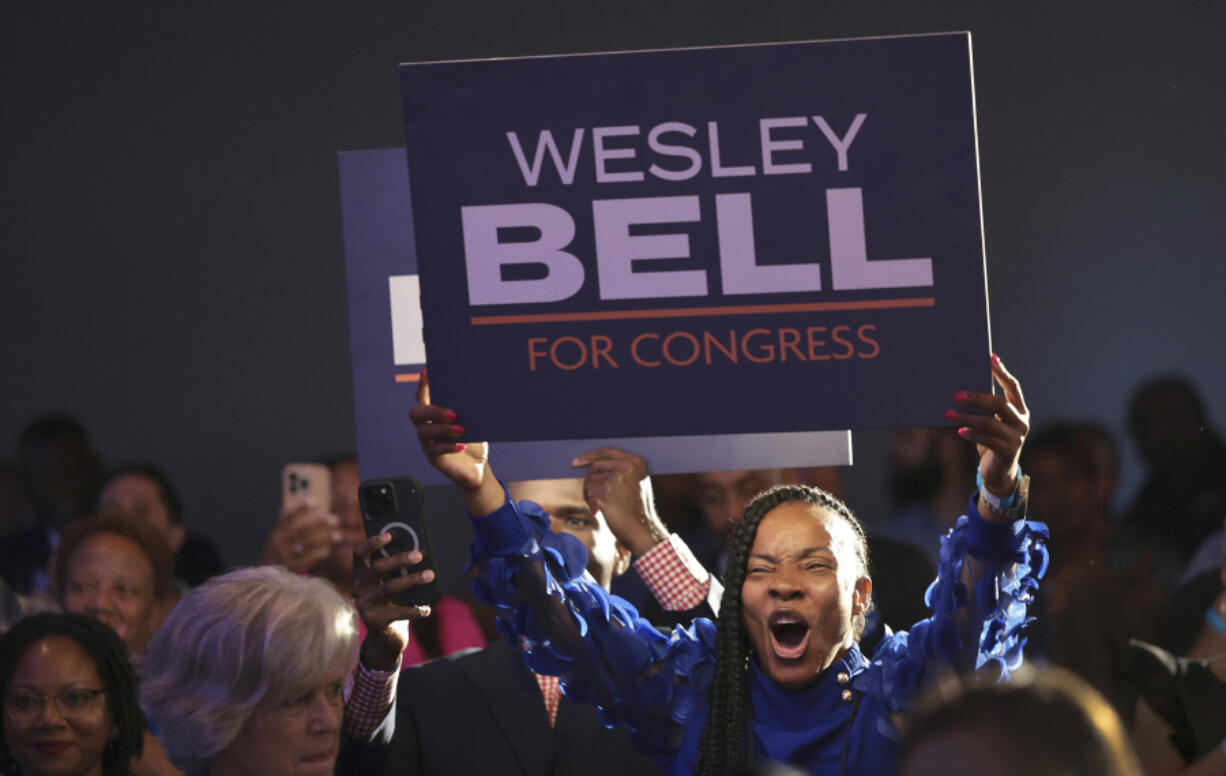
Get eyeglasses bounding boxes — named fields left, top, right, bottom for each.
left=3, top=689, right=105, bottom=720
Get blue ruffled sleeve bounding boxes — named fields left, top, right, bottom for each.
left=858, top=494, right=1048, bottom=711
left=467, top=491, right=717, bottom=759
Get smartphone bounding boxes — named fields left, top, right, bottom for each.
left=282, top=463, right=332, bottom=513
left=359, top=475, right=442, bottom=608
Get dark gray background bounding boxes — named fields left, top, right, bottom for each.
left=3, top=2, right=1224, bottom=593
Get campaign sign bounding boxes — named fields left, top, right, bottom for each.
left=398, top=32, right=991, bottom=443
left=338, top=148, right=852, bottom=483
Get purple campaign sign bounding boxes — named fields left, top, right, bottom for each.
left=338, top=149, right=852, bottom=483
left=399, top=32, right=992, bottom=443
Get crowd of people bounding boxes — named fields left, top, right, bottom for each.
left=1, top=361, right=1224, bottom=775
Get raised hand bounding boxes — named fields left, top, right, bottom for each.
left=409, top=369, right=490, bottom=491
left=573, top=446, right=668, bottom=557
left=259, top=501, right=339, bottom=573
left=350, top=533, right=435, bottom=670
left=408, top=369, right=504, bottom=516
left=946, top=353, right=1030, bottom=505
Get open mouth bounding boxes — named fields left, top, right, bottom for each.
left=767, top=611, right=811, bottom=660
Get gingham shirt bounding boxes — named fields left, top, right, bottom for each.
left=344, top=534, right=711, bottom=737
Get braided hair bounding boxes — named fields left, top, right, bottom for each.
left=0, top=612, right=145, bottom=776
left=694, top=484, right=871, bottom=776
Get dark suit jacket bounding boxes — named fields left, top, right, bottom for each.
left=338, top=579, right=722, bottom=776
left=337, top=638, right=662, bottom=776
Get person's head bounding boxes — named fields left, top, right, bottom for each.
left=695, top=470, right=780, bottom=544
left=508, top=478, right=631, bottom=590
left=53, top=512, right=175, bottom=654
left=1068, top=423, right=1119, bottom=512
left=0, top=612, right=144, bottom=776
left=899, top=665, right=1141, bottom=776
left=696, top=485, right=872, bottom=775
left=16, top=416, right=103, bottom=530
left=139, top=566, right=359, bottom=776
left=1128, top=376, right=1209, bottom=473
left=96, top=465, right=186, bottom=555
left=1020, top=424, right=1099, bottom=543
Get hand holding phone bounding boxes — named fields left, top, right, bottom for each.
left=352, top=476, right=442, bottom=670
left=259, top=464, right=339, bottom=572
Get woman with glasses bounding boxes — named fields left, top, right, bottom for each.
left=1, top=612, right=145, bottom=776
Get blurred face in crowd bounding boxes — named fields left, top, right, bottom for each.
left=739, top=502, right=869, bottom=690
left=18, top=436, right=101, bottom=530
left=508, top=478, right=630, bottom=590
left=3, top=636, right=114, bottom=776
left=61, top=534, right=160, bottom=653
left=697, top=470, right=773, bottom=542
left=98, top=473, right=185, bottom=554
left=1025, top=449, right=1095, bottom=542
left=209, top=664, right=348, bottom=776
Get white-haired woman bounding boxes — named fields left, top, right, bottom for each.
left=139, top=566, right=359, bottom=776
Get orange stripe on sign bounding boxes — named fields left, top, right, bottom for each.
left=469, top=297, right=935, bottom=326
left=395, top=373, right=421, bottom=383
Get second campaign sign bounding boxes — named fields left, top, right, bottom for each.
left=399, top=32, right=992, bottom=442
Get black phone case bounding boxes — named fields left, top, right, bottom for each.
left=358, top=475, right=443, bottom=608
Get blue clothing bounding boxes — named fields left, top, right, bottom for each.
left=468, top=493, right=1048, bottom=775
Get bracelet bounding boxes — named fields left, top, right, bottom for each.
left=976, top=467, right=1023, bottom=510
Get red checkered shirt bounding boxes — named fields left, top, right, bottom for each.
left=345, top=533, right=710, bottom=736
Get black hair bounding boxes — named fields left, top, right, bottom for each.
left=16, top=415, right=91, bottom=451
left=695, top=485, right=871, bottom=776
left=0, top=612, right=145, bottom=776
left=101, top=464, right=184, bottom=526
left=1020, top=423, right=1099, bottom=481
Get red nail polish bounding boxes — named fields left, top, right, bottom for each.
left=954, top=391, right=968, bottom=402
left=452, top=424, right=464, bottom=436
left=455, top=443, right=467, bottom=452
left=944, top=410, right=957, bottom=420
left=443, top=410, right=458, bottom=422
left=958, top=427, right=971, bottom=437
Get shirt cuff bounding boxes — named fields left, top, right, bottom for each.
left=344, top=656, right=401, bottom=739
left=966, top=493, right=1020, bottom=563
left=470, top=488, right=533, bottom=555
left=633, top=534, right=711, bottom=612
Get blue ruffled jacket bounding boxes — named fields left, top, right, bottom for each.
left=468, top=491, right=1047, bottom=775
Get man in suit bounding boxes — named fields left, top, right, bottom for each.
left=339, top=447, right=721, bottom=776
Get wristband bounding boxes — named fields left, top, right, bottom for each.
left=977, top=467, right=1023, bottom=510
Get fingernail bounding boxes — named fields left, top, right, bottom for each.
left=455, top=443, right=467, bottom=452
left=443, top=410, right=457, bottom=422
left=571, top=456, right=582, bottom=467
left=990, top=353, right=1001, bottom=365
left=953, top=392, right=968, bottom=402
left=418, top=606, right=432, bottom=617
left=958, top=427, right=971, bottom=437
left=422, top=570, right=435, bottom=582
left=944, top=410, right=957, bottom=420
left=452, top=424, right=464, bottom=436
left=409, top=551, right=423, bottom=563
